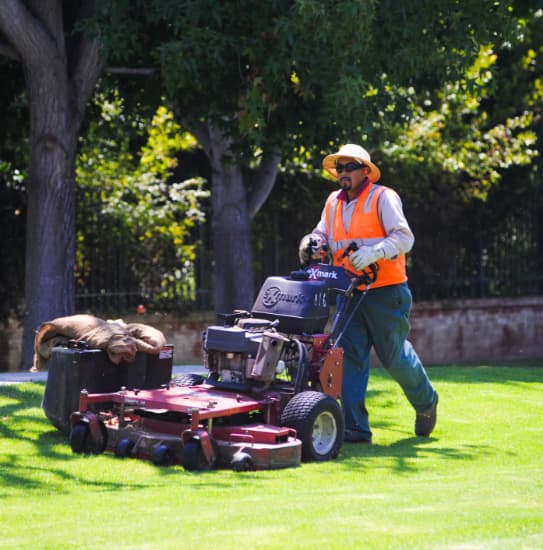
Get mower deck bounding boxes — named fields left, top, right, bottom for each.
left=71, top=383, right=302, bottom=471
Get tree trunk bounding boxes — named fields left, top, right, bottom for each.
left=210, top=159, right=255, bottom=314
left=0, top=1, right=105, bottom=369
left=190, top=123, right=281, bottom=315
left=21, top=69, right=79, bottom=369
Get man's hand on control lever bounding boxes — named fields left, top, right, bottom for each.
left=298, top=233, right=328, bottom=267
left=348, top=244, right=385, bottom=271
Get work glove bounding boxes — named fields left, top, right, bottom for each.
left=298, top=233, right=328, bottom=267
left=348, top=244, right=385, bottom=271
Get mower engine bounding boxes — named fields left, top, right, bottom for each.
left=204, top=320, right=288, bottom=386
left=203, top=273, right=331, bottom=390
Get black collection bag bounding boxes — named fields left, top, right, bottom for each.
left=42, top=344, right=174, bottom=434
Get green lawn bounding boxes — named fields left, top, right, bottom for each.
left=1, top=365, right=542, bottom=549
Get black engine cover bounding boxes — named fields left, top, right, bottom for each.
left=251, top=276, right=329, bottom=334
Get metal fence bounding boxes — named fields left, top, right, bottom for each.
left=406, top=178, right=543, bottom=300
left=408, top=221, right=543, bottom=301
left=75, top=197, right=543, bottom=315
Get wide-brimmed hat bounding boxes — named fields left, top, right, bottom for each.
left=322, top=144, right=381, bottom=182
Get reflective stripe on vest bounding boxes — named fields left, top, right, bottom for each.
left=325, top=184, right=407, bottom=289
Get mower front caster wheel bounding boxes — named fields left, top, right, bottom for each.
left=115, top=439, right=135, bottom=458
left=152, top=444, right=175, bottom=467
left=182, top=438, right=218, bottom=471
left=231, top=452, right=255, bottom=472
left=70, top=421, right=107, bottom=455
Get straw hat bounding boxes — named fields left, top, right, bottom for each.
left=322, top=144, right=381, bottom=182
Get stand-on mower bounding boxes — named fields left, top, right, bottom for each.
left=69, top=260, right=377, bottom=471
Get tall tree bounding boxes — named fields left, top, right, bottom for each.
left=100, top=0, right=517, bottom=314
left=0, top=1, right=105, bottom=369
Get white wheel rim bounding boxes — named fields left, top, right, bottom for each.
left=312, top=410, right=337, bottom=456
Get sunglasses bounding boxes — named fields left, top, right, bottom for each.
left=335, top=162, right=365, bottom=174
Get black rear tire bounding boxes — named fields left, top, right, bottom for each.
left=281, top=391, right=344, bottom=461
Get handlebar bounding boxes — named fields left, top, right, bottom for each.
left=296, top=262, right=378, bottom=295
left=300, top=240, right=379, bottom=295
left=340, top=241, right=358, bottom=259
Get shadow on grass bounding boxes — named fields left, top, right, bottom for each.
left=0, top=451, right=156, bottom=493
left=0, top=383, right=144, bottom=494
left=0, top=383, right=67, bottom=451
left=337, top=435, right=486, bottom=474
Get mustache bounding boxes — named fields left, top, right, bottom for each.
left=340, top=178, right=352, bottom=191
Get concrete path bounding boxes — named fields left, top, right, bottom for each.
left=0, top=364, right=207, bottom=385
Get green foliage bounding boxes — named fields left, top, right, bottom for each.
left=1, top=1, right=541, bottom=317
left=76, top=90, right=209, bottom=310
left=381, top=45, right=538, bottom=203
left=370, top=1, right=520, bottom=85
left=0, top=168, right=25, bottom=319
left=130, top=0, right=517, bottom=158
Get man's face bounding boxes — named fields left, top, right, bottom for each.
left=336, top=157, right=370, bottom=194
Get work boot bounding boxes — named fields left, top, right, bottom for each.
left=415, top=393, right=439, bottom=437
left=344, top=429, right=372, bottom=443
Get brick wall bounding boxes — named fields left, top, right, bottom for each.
left=2, top=297, right=543, bottom=371
left=409, top=296, right=543, bottom=365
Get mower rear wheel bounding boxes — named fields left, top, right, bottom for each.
left=70, top=421, right=107, bottom=455
left=281, top=391, right=344, bottom=461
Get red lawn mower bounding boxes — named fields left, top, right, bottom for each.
left=69, top=259, right=377, bottom=471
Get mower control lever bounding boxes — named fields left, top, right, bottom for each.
left=340, top=241, right=359, bottom=259
left=345, top=263, right=378, bottom=297
left=342, top=242, right=379, bottom=297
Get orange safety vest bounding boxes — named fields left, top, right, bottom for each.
left=324, top=184, right=407, bottom=290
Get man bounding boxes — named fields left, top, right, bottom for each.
left=299, top=144, right=438, bottom=442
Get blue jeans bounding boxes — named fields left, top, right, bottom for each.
left=337, top=283, right=437, bottom=438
